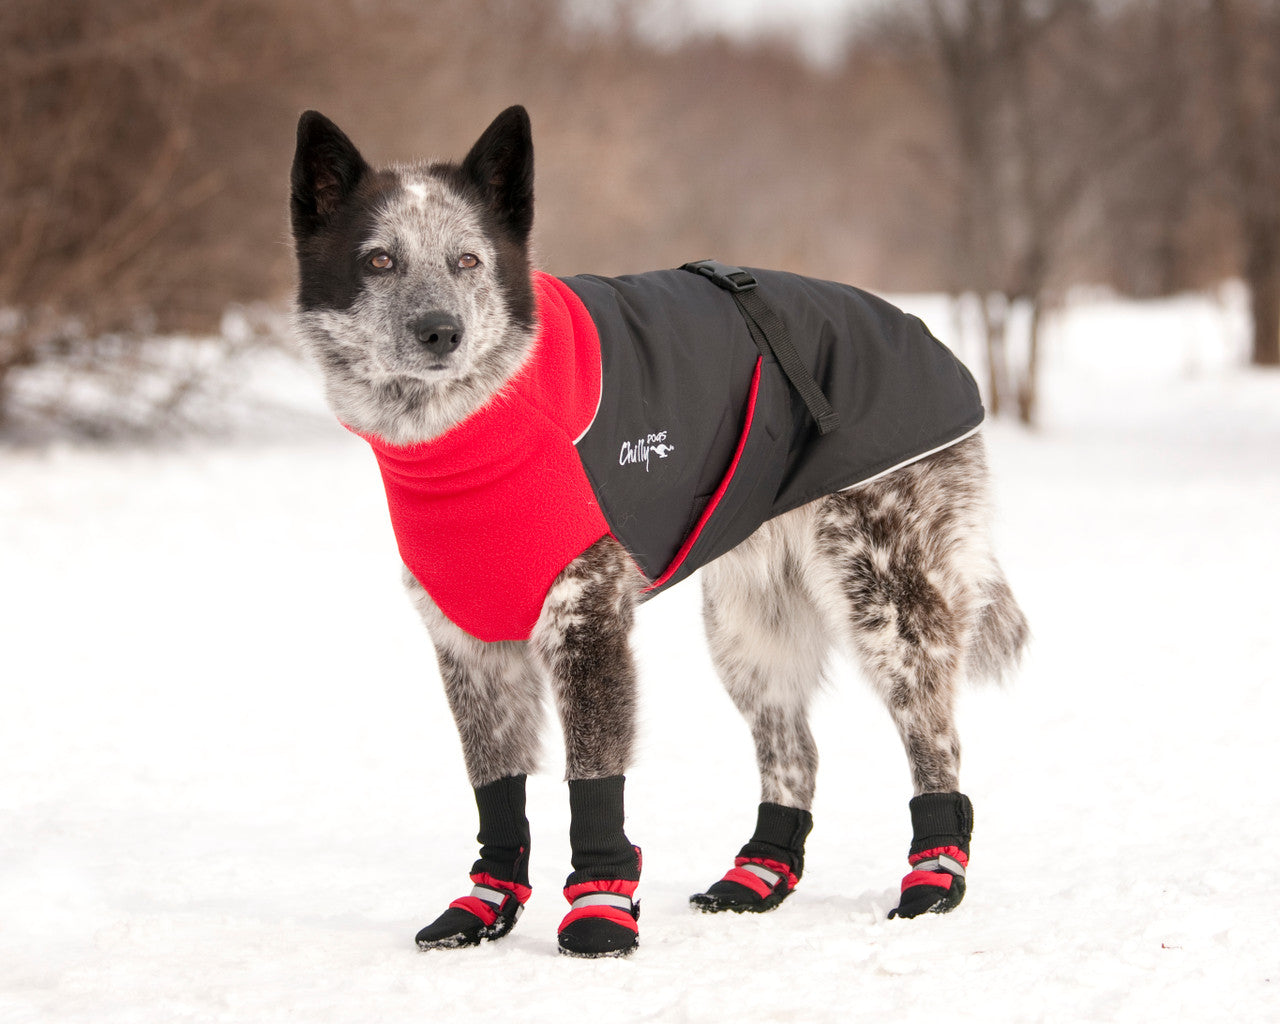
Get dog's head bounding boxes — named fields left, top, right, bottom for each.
left=289, top=107, right=538, bottom=444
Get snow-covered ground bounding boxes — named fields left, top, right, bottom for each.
left=3, top=288, right=1277, bottom=1023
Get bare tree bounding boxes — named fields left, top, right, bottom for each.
left=916, top=0, right=1101, bottom=423
left=1210, top=0, right=1280, bottom=366
left=1083, top=1, right=1215, bottom=298
left=0, top=1, right=225, bottom=428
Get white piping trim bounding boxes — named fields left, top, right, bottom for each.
left=572, top=356, right=605, bottom=446
left=838, top=423, right=984, bottom=493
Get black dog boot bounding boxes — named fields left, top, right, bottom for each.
left=414, top=876, right=527, bottom=949
left=558, top=776, right=641, bottom=958
left=416, top=774, right=532, bottom=950
left=690, top=803, right=813, bottom=914
left=889, top=791, right=973, bottom=920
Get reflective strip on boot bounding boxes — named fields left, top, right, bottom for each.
left=570, top=891, right=635, bottom=913
left=471, top=884, right=516, bottom=906
left=452, top=884, right=524, bottom=926
left=740, top=862, right=782, bottom=887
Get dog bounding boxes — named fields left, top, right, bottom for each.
left=289, top=105, right=1028, bottom=958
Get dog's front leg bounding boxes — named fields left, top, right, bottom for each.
left=532, top=537, right=643, bottom=958
left=403, top=573, right=543, bottom=951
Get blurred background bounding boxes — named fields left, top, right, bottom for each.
left=0, top=0, right=1277, bottom=437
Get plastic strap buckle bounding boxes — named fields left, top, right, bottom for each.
left=911, top=854, right=966, bottom=877
left=681, top=259, right=758, bottom=293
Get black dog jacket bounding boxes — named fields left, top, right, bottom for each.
left=562, top=265, right=984, bottom=594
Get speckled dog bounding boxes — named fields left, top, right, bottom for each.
left=289, top=105, right=1028, bottom=959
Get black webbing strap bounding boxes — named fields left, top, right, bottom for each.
left=681, top=260, right=840, bottom=435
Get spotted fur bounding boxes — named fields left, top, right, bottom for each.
left=289, top=106, right=1027, bottom=947
left=703, top=435, right=1026, bottom=803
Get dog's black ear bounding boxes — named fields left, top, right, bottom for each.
left=460, top=106, right=534, bottom=242
left=291, top=111, right=370, bottom=237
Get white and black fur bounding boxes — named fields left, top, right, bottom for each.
left=289, top=105, right=1027, bottom=953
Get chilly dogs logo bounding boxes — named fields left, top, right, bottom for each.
left=619, top=431, right=675, bottom=472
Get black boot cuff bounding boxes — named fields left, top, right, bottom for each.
left=907, top=791, right=973, bottom=856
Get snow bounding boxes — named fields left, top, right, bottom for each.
left=3, top=288, right=1278, bottom=1023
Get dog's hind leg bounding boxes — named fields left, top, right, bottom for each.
left=816, top=439, right=995, bottom=920
left=690, top=511, right=829, bottom=914
left=403, top=574, right=544, bottom=951
left=532, top=537, right=644, bottom=958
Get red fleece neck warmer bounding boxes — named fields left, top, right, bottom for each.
left=355, top=273, right=609, bottom=642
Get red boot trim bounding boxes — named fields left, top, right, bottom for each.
left=471, top=872, right=532, bottom=905
left=559, top=904, right=639, bottom=934
left=563, top=877, right=639, bottom=904
left=720, top=867, right=774, bottom=899
left=901, top=869, right=954, bottom=893
left=908, top=846, right=969, bottom=869
left=448, top=895, right=500, bottom=926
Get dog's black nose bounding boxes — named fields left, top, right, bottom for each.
left=410, top=312, right=464, bottom=355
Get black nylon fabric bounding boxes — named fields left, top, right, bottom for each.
left=561, top=267, right=984, bottom=595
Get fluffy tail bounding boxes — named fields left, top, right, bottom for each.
left=968, top=568, right=1029, bottom=683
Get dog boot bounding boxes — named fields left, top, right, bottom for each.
left=558, top=776, right=641, bottom=958
left=690, top=802, right=813, bottom=914
left=415, top=873, right=529, bottom=949
left=416, top=773, right=532, bottom=950
left=889, top=791, right=973, bottom=920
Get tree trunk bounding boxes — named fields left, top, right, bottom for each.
left=1017, top=298, right=1044, bottom=425
left=982, top=292, right=1011, bottom=417
left=1243, top=227, right=1280, bottom=366
left=0, top=362, right=11, bottom=429
left=1210, top=0, right=1280, bottom=367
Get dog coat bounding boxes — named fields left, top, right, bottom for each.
left=356, top=268, right=984, bottom=642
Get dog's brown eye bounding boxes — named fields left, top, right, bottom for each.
left=368, top=251, right=394, bottom=271
left=457, top=253, right=480, bottom=270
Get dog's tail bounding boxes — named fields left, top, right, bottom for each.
left=967, top=567, right=1029, bottom=684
